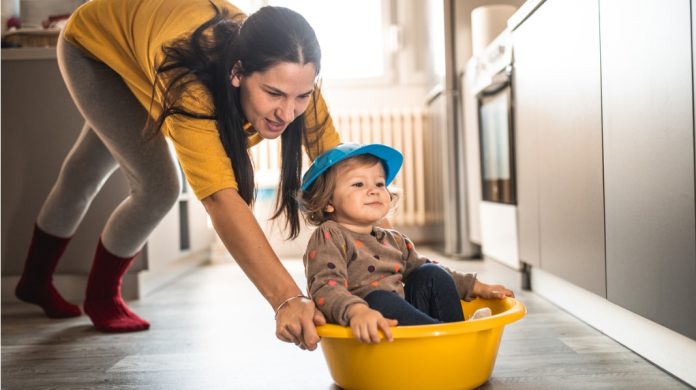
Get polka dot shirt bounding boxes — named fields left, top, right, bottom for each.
left=303, top=220, right=477, bottom=326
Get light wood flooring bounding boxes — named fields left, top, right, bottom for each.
left=2, top=249, right=691, bottom=389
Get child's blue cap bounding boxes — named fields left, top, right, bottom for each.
left=301, top=143, right=403, bottom=191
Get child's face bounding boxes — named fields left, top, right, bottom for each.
left=328, top=160, right=391, bottom=233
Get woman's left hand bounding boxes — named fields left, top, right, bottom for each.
left=473, top=280, right=515, bottom=300
left=275, top=296, right=325, bottom=351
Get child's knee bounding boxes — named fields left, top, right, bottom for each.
left=364, top=290, right=402, bottom=310
left=414, top=263, right=451, bottom=282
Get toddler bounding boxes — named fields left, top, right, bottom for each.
left=299, top=143, right=514, bottom=343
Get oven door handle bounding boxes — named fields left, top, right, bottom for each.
left=479, top=79, right=510, bottom=97
left=478, top=66, right=512, bottom=97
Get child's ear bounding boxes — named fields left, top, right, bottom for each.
left=325, top=204, right=335, bottom=213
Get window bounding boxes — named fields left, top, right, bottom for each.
left=235, top=0, right=392, bottom=83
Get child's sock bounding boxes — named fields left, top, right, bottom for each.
left=469, top=307, right=492, bottom=321
left=15, top=224, right=82, bottom=318
left=84, top=240, right=149, bottom=333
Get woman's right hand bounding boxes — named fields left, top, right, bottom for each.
left=347, top=303, right=397, bottom=343
left=275, top=296, right=325, bottom=351
left=203, top=189, right=325, bottom=351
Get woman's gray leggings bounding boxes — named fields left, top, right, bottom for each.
left=36, top=34, right=181, bottom=258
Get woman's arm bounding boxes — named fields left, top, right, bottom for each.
left=201, top=187, right=324, bottom=350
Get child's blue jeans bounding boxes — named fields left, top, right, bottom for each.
left=363, top=263, right=465, bottom=325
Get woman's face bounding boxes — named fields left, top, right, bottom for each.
left=232, top=61, right=317, bottom=140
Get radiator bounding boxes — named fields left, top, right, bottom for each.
left=251, top=108, right=429, bottom=227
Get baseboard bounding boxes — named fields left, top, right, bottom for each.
left=532, top=268, right=696, bottom=387
left=2, top=249, right=211, bottom=303
left=2, top=274, right=91, bottom=303
left=136, top=248, right=211, bottom=298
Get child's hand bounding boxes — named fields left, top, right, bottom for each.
left=473, top=280, right=515, bottom=300
left=347, top=303, right=398, bottom=343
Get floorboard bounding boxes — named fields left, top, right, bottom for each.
left=2, top=250, right=690, bottom=389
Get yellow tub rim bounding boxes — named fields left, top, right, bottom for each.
left=317, top=296, right=526, bottom=340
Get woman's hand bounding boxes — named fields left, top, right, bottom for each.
left=347, top=303, right=397, bottom=344
left=275, top=296, right=325, bottom=351
left=473, top=280, right=515, bottom=300
left=203, top=189, right=324, bottom=351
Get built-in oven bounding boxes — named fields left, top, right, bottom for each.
left=466, top=28, right=521, bottom=271
left=477, top=65, right=516, bottom=205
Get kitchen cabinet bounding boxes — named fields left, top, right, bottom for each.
left=511, top=13, right=541, bottom=268
left=1, top=49, right=138, bottom=281
left=600, top=0, right=696, bottom=339
left=1, top=49, right=213, bottom=300
left=512, top=0, right=605, bottom=296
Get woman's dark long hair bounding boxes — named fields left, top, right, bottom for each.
left=147, top=3, right=328, bottom=239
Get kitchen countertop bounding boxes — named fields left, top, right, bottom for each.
left=508, top=0, right=547, bottom=31
left=2, top=47, right=57, bottom=61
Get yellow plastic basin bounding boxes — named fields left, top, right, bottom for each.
left=317, top=297, right=526, bottom=390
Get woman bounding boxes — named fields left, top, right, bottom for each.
left=14, top=0, right=338, bottom=351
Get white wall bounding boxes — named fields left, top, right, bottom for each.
left=321, top=84, right=429, bottom=112
left=319, top=0, right=432, bottom=111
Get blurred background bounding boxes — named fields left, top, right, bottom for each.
left=2, top=0, right=695, bottom=385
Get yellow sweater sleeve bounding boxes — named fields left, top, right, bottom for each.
left=164, top=117, right=238, bottom=201
left=303, top=89, right=341, bottom=160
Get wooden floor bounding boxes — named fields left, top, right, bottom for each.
left=2, top=249, right=691, bottom=390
